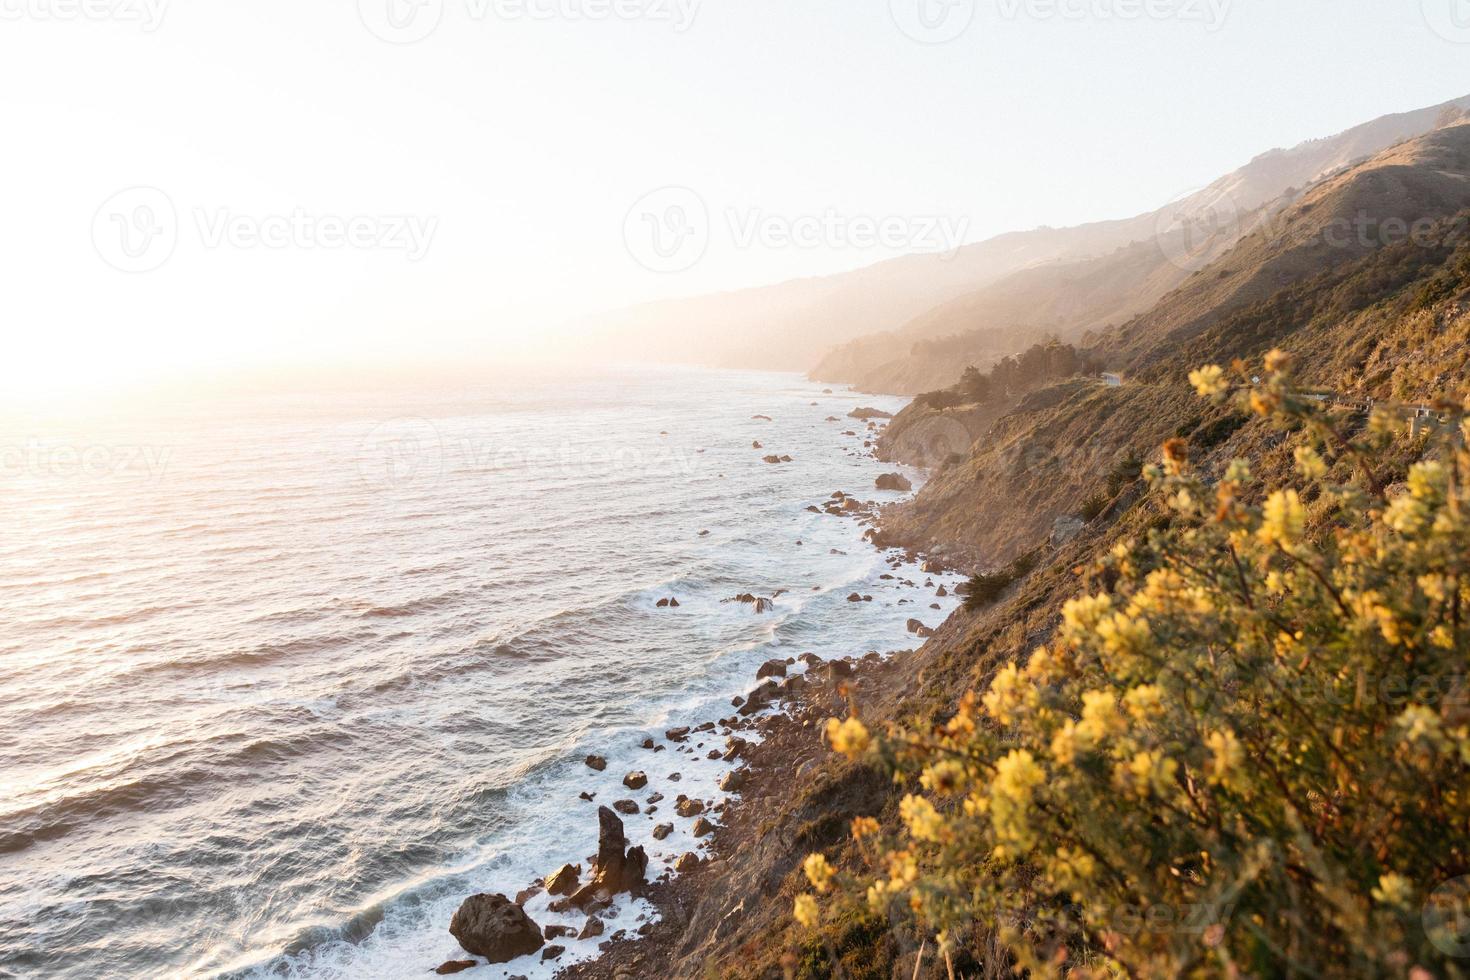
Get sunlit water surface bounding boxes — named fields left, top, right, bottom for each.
left=0, top=366, right=961, bottom=978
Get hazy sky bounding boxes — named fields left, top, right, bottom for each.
left=2, top=0, right=1468, bottom=398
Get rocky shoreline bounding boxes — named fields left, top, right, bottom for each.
left=422, top=413, right=964, bottom=978
left=554, top=648, right=904, bottom=980
left=428, top=631, right=927, bottom=979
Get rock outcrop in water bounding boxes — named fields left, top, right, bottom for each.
left=448, top=893, right=544, bottom=962
left=565, top=806, right=648, bottom=910
left=874, top=472, right=912, bottom=492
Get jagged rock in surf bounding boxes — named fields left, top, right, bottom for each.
left=544, top=864, right=580, bottom=897
left=567, top=807, right=648, bottom=910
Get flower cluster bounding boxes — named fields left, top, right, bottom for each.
left=793, top=355, right=1470, bottom=977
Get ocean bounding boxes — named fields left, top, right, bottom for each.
left=0, top=366, right=962, bottom=979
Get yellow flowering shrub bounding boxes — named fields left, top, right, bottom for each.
left=798, top=357, right=1470, bottom=977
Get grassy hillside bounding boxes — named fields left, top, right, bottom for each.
left=808, top=99, right=1470, bottom=395
left=632, top=129, right=1470, bottom=980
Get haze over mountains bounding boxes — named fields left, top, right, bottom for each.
left=583, top=94, right=1470, bottom=394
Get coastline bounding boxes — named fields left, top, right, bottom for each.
left=539, top=439, right=963, bottom=978
left=555, top=647, right=910, bottom=980
left=398, top=380, right=965, bottom=979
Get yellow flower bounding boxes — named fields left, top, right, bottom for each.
left=1250, top=388, right=1280, bottom=417
left=1048, top=846, right=1097, bottom=893
left=885, top=849, right=919, bottom=887
left=1397, top=705, right=1446, bottom=748
left=1050, top=720, right=1088, bottom=766
left=1263, top=348, right=1293, bottom=374
left=1205, top=729, right=1243, bottom=785
left=825, top=717, right=870, bottom=757
left=1123, top=684, right=1166, bottom=722
left=1188, top=364, right=1228, bottom=398
left=944, top=691, right=978, bottom=736
left=1077, top=690, right=1126, bottom=741
left=920, top=760, right=967, bottom=795
left=1062, top=594, right=1114, bottom=634
left=899, top=794, right=947, bottom=843
left=1258, top=489, right=1305, bottom=547
left=793, top=893, right=819, bottom=928
left=1385, top=494, right=1430, bottom=535
left=866, top=879, right=890, bottom=912
left=851, top=816, right=881, bottom=840
left=993, top=749, right=1046, bottom=802
left=1023, top=646, right=1058, bottom=683
left=1419, top=574, right=1451, bottom=603
left=1408, top=461, right=1448, bottom=501
left=802, top=853, right=835, bottom=893
left=982, top=662, right=1036, bottom=725
left=1294, top=445, right=1327, bottom=481
left=1096, top=612, right=1151, bottom=661
left=1116, top=750, right=1178, bottom=798
left=1371, top=873, right=1414, bottom=908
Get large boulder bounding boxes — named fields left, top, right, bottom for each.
left=448, top=893, right=544, bottom=962
left=848, top=407, right=894, bottom=420
left=875, top=472, right=912, bottom=492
